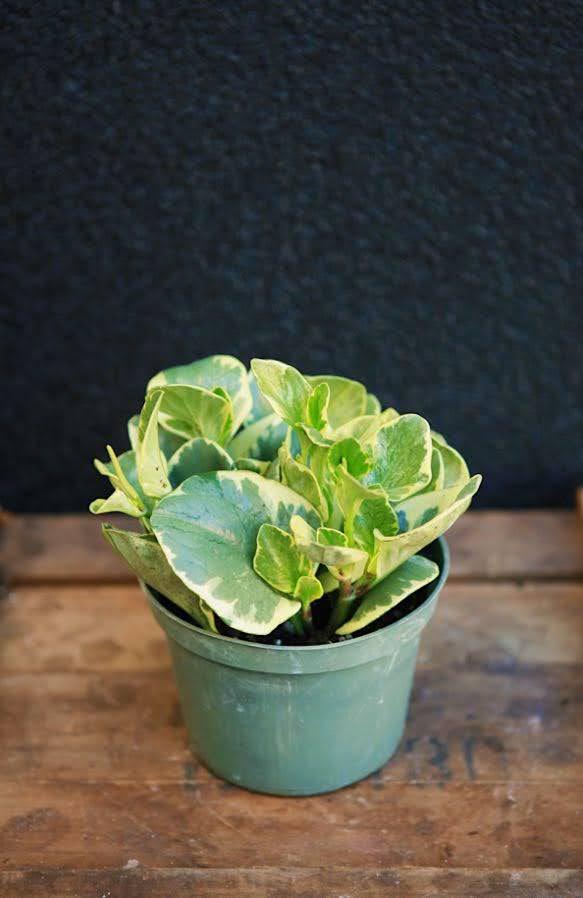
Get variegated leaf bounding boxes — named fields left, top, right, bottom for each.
left=365, top=393, right=382, bottom=415
left=128, top=414, right=186, bottom=460
left=89, top=490, right=145, bottom=518
left=336, top=555, right=439, bottom=635
left=152, top=384, right=233, bottom=446
left=251, top=358, right=312, bottom=426
left=151, top=471, right=321, bottom=635
left=436, top=440, right=470, bottom=488
left=373, top=475, right=482, bottom=581
left=148, top=355, right=252, bottom=434
left=228, top=412, right=288, bottom=462
left=290, top=515, right=369, bottom=582
left=279, top=446, right=328, bottom=522
left=94, top=448, right=148, bottom=509
left=294, top=575, right=324, bottom=605
left=167, top=437, right=234, bottom=488
left=137, top=391, right=172, bottom=499
left=253, top=523, right=312, bottom=594
left=364, top=413, right=432, bottom=501
left=102, top=524, right=216, bottom=631
left=306, top=375, right=367, bottom=428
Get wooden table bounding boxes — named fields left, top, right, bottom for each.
left=1, top=511, right=582, bottom=897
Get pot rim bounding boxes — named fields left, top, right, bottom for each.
left=145, top=535, right=449, bottom=659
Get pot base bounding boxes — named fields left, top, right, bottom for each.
left=192, top=726, right=406, bottom=796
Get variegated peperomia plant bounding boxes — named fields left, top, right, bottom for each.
left=90, top=355, right=481, bottom=642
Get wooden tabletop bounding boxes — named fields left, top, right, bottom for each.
left=1, top=511, right=582, bottom=897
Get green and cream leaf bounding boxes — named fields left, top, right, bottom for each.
left=167, top=437, right=234, bottom=488
left=279, top=446, right=328, bottom=522
left=151, top=471, right=321, bottom=635
left=373, top=475, right=482, bottom=581
left=365, top=393, right=382, bottom=415
left=89, top=490, right=145, bottom=518
left=294, top=575, right=324, bottom=605
left=306, top=381, right=330, bottom=431
left=228, top=413, right=288, bottom=462
left=149, top=354, right=252, bottom=435
left=336, top=555, right=439, bottom=635
left=290, top=515, right=369, bottom=582
left=153, top=384, right=233, bottom=446
left=437, top=441, right=470, bottom=489
left=251, top=359, right=312, bottom=426
left=306, top=375, right=367, bottom=428
left=137, top=391, right=172, bottom=499
left=101, top=524, right=216, bottom=631
left=253, top=523, right=312, bottom=594
left=364, top=413, right=432, bottom=501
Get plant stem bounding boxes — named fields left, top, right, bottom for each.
left=302, top=603, right=314, bottom=633
left=328, top=579, right=357, bottom=633
left=291, top=611, right=305, bottom=637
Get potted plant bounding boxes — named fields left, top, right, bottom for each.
left=91, top=355, right=481, bottom=795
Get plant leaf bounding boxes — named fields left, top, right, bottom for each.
left=149, top=355, right=252, bottom=435
left=228, top=413, right=289, bottom=462
left=352, top=495, right=399, bottom=555
left=431, top=429, right=448, bottom=446
left=328, top=438, right=371, bottom=477
left=336, top=555, right=439, bottom=635
left=89, top=490, right=145, bottom=517
left=136, top=391, right=172, bottom=499
left=364, top=413, right=432, bottom=501
left=94, top=449, right=149, bottom=509
left=236, top=458, right=271, bottom=474
left=365, top=393, right=382, bottom=414
left=279, top=447, right=328, bottom=522
left=253, top=523, right=311, bottom=594
left=151, top=471, right=321, bottom=635
left=333, top=407, right=399, bottom=442
left=394, top=474, right=477, bottom=532
left=129, top=414, right=186, bottom=459
left=294, top=575, right=324, bottom=605
left=316, top=527, right=348, bottom=547
left=306, top=381, right=330, bottom=430
left=152, top=384, right=233, bottom=446
left=167, top=437, right=235, bottom=488
left=246, top=370, right=274, bottom=424
left=436, top=441, right=470, bottom=489
left=418, top=446, right=446, bottom=494
left=250, top=358, right=312, bottom=426
left=306, top=375, right=367, bottom=428
left=334, top=464, right=385, bottom=540
left=290, top=514, right=369, bottom=580
left=373, top=475, right=482, bottom=581
left=101, top=524, right=216, bottom=630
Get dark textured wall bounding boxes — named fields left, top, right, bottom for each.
left=2, top=2, right=582, bottom=511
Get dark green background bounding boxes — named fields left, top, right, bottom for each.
left=2, top=2, right=582, bottom=510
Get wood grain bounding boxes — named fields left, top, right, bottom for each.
left=2, top=867, right=582, bottom=898
left=1, top=512, right=582, bottom=895
left=2, top=581, right=582, bottom=674
left=2, top=510, right=582, bottom=584
left=2, top=665, right=581, bottom=785
left=1, top=780, right=581, bottom=870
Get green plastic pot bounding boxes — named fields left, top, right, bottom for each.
left=145, top=536, right=449, bottom=796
